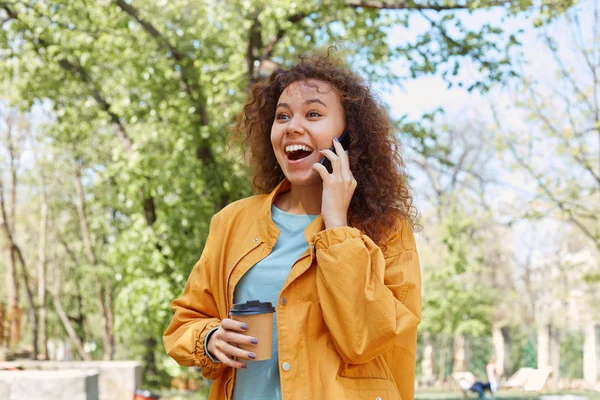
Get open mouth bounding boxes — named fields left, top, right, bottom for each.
left=285, top=144, right=314, bottom=161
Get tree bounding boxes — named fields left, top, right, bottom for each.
left=0, top=0, right=580, bottom=385
left=0, top=108, right=38, bottom=356
left=492, top=0, right=599, bottom=252
left=407, top=118, right=507, bottom=382
left=489, top=1, right=600, bottom=384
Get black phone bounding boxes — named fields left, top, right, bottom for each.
left=319, top=130, right=350, bottom=173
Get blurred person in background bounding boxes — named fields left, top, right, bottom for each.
left=486, top=359, right=498, bottom=397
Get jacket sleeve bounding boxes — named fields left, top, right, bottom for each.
left=313, top=218, right=422, bottom=364
left=163, top=213, right=228, bottom=380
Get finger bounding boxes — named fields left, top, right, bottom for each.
left=217, top=341, right=257, bottom=361
left=220, top=330, right=258, bottom=347
left=312, top=162, right=330, bottom=181
left=221, top=318, right=249, bottom=332
left=319, top=149, right=341, bottom=173
left=333, top=139, right=349, bottom=173
left=214, top=348, right=247, bottom=369
left=345, top=153, right=355, bottom=180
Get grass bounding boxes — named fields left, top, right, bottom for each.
left=158, top=389, right=208, bottom=400
left=159, top=388, right=600, bottom=400
left=415, top=391, right=600, bottom=400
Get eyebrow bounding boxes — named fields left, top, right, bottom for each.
left=276, top=98, right=328, bottom=110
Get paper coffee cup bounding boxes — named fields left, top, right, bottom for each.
left=229, top=300, right=275, bottom=361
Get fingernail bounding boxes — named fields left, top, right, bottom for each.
left=242, top=364, right=248, bottom=369
left=251, top=338, right=258, bottom=344
left=249, top=353, right=256, bottom=359
left=241, top=324, right=249, bottom=331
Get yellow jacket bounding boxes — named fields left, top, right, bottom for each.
left=163, top=179, right=422, bottom=400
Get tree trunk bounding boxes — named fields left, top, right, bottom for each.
left=422, top=333, right=435, bottom=386
left=501, top=326, right=512, bottom=377
left=493, top=324, right=511, bottom=378
left=492, top=324, right=504, bottom=377
left=6, top=248, right=19, bottom=347
left=73, top=159, right=115, bottom=360
left=143, top=337, right=158, bottom=384
left=1, top=114, right=38, bottom=356
left=538, top=323, right=560, bottom=389
left=75, top=289, right=89, bottom=346
left=52, top=295, right=91, bottom=361
left=549, top=325, right=560, bottom=389
left=0, top=303, right=5, bottom=347
left=97, top=280, right=114, bottom=361
left=0, top=179, right=37, bottom=356
left=15, top=244, right=39, bottom=359
left=583, top=323, right=599, bottom=385
left=0, top=172, right=20, bottom=349
left=104, top=281, right=115, bottom=360
left=438, top=335, right=449, bottom=383
left=37, top=178, right=49, bottom=360
left=453, top=334, right=468, bottom=372
left=537, top=324, right=550, bottom=370
left=57, top=234, right=89, bottom=347
left=51, top=243, right=90, bottom=361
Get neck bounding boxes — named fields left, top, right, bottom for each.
left=275, top=182, right=322, bottom=215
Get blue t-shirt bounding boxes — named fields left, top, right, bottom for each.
left=232, top=205, right=317, bottom=400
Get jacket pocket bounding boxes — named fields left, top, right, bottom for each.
left=337, top=376, right=401, bottom=400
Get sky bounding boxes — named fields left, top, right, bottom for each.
left=376, top=0, right=598, bottom=264
left=381, top=1, right=594, bottom=118
left=2, top=1, right=596, bottom=265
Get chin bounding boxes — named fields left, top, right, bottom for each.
left=284, top=170, right=322, bottom=187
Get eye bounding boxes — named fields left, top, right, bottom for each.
left=307, top=111, right=321, bottom=118
left=276, top=113, right=289, bottom=120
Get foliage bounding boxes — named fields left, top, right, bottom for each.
left=421, top=206, right=493, bottom=337
left=560, top=330, right=584, bottom=379
left=0, top=0, right=584, bottom=388
left=468, top=335, right=493, bottom=378
left=510, top=328, right=538, bottom=371
left=491, top=0, right=599, bottom=253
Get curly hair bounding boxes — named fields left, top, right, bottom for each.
left=233, top=53, right=418, bottom=246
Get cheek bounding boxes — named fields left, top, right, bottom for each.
left=315, top=128, right=338, bottom=149
left=270, top=128, right=281, bottom=154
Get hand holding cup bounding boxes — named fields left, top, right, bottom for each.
left=207, top=318, right=258, bottom=369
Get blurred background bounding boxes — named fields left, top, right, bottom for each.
left=0, top=0, right=598, bottom=399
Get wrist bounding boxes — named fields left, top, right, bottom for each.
left=204, top=326, right=221, bottom=363
left=324, top=220, right=348, bottom=229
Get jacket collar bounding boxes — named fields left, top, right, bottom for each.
left=257, top=179, right=325, bottom=248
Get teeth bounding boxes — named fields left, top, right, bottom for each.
left=285, top=144, right=313, bottom=153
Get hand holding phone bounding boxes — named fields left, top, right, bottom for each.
left=319, top=130, right=350, bottom=174
left=313, top=129, right=356, bottom=229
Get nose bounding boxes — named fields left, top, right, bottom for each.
left=285, top=115, right=306, bottom=135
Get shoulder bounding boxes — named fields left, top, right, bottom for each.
left=382, top=216, right=417, bottom=258
left=211, top=193, right=270, bottom=226
left=221, top=194, right=269, bottom=216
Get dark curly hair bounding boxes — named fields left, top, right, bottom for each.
left=233, top=53, right=418, bottom=246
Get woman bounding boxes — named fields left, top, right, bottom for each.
left=163, top=54, right=421, bottom=400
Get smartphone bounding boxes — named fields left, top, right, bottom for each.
left=319, top=130, right=350, bottom=174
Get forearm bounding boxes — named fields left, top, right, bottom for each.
left=314, top=227, right=421, bottom=364
left=163, top=316, right=227, bottom=379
